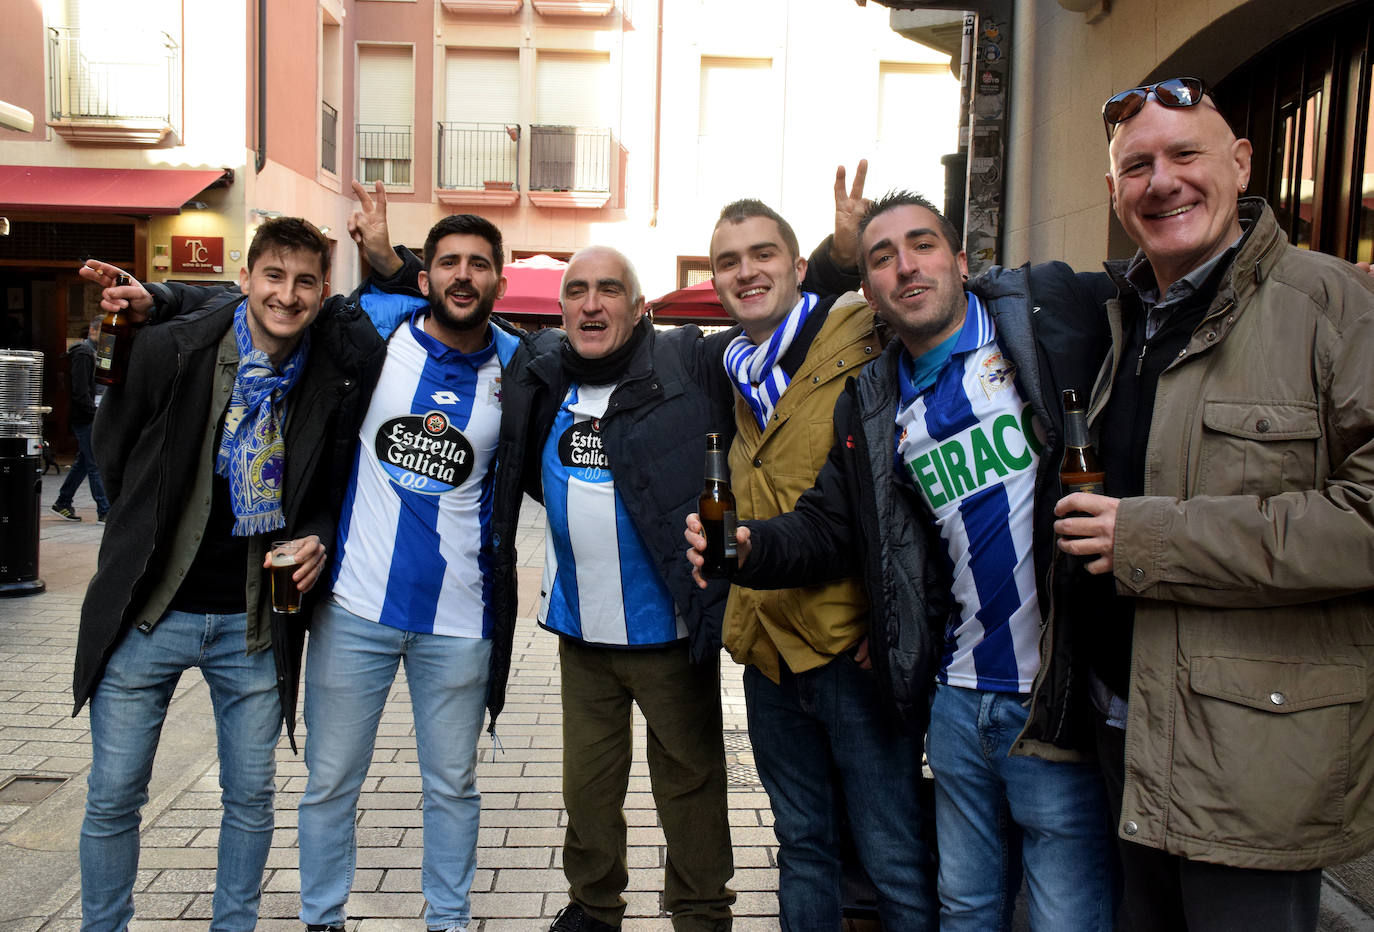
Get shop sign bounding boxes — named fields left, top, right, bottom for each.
left=171, top=235, right=224, bottom=273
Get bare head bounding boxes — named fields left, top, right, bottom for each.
left=1104, top=80, right=1252, bottom=292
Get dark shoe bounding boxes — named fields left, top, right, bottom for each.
left=550, top=904, right=619, bottom=932
left=97, top=511, right=108, bottom=523
left=305, top=925, right=345, bottom=931
left=50, top=503, right=81, bottom=521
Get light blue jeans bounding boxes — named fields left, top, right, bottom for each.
left=926, top=683, right=1115, bottom=931
left=80, top=610, right=280, bottom=932
left=297, top=600, right=491, bottom=930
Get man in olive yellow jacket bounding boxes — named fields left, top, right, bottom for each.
left=707, top=167, right=937, bottom=931
left=1058, top=78, right=1374, bottom=932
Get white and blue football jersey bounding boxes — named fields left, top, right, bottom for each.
left=538, top=382, right=684, bottom=647
left=331, top=311, right=517, bottom=638
left=894, top=294, right=1044, bottom=693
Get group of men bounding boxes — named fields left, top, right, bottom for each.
left=686, top=76, right=1374, bottom=932
left=68, top=74, right=1373, bottom=932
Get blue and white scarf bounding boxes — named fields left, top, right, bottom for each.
left=215, top=300, right=310, bottom=536
left=723, top=291, right=818, bottom=430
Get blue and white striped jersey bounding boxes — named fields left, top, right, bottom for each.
left=894, top=294, right=1044, bottom=693
left=331, top=310, right=517, bottom=638
left=538, top=382, right=685, bottom=647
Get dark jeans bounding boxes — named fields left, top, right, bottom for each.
left=1096, top=714, right=1322, bottom=932
left=56, top=421, right=110, bottom=515
left=744, top=655, right=937, bottom=932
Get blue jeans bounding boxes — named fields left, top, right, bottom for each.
left=744, top=657, right=937, bottom=932
left=298, top=600, right=491, bottom=930
left=927, top=684, right=1114, bottom=931
left=80, top=610, right=281, bottom=932
left=56, top=421, right=110, bottom=515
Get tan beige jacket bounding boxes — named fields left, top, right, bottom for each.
left=724, top=293, right=882, bottom=681
left=1091, top=200, right=1374, bottom=869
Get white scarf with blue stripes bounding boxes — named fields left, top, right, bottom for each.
left=723, top=291, right=818, bottom=430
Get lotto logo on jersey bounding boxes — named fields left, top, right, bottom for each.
left=374, top=410, right=475, bottom=494
left=559, top=419, right=611, bottom=483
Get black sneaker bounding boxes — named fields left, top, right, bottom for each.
left=550, top=904, right=619, bottom=932
left=97, top=511, right=108, bottom=523
left=305, top=925, right=345, bottom=931
left=50, top=503, right=81, bottom=521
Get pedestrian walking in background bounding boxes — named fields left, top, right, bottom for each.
left=50, top=315, right=111, bottom=522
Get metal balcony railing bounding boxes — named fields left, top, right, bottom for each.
left=530, top=125, right=611, bottom=192
left=356, top=124, right=413, bottom=187
left=322, top=102, right=338, bottom=174
left=47, top=26, right=181, bottom=132
left=437, top=122, right=520, bottom=190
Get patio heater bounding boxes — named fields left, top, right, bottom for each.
left=0, top=349, right=48, bottom=596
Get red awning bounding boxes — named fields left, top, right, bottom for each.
left=648, top=279, right=732, bottom=325
left=495, top=253, right=567, bottom=319
left=0, top=165, right=231, bottom=215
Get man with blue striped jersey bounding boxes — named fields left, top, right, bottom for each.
left=498, top=246, right=736, bottom=932
left=298, top=213, right=546, bottom=932
left=691, top=191, right=1117, bottom=930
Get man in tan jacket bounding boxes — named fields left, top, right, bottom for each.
left=708, top=172, right=937, bottom=930
left=1058, top=77, right=1374, bottom=931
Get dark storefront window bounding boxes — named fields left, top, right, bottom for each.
left=1217, top=2, right=1374, bottom=260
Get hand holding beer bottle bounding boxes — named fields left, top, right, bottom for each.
left=1053, top=389, right=1119, bottom=575
left=263, top=535, right=329, bottom=612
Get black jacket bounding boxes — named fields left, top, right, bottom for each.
left=75, top=288, right=389, bottom=748
left=496, top=319, right=737, bottom=662
left=735, top=262, right=1113, bottom=749
left=67, top=339, right=98, bottom=426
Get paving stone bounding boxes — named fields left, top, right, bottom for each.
left=342, top=892, right=426, bottom=917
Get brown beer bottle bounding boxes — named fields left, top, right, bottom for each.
left=1059, top=388, right=1105, bottom=495
left=698, top=432, right=738, bottom=580
left=95, top=274, right=135, bottom=387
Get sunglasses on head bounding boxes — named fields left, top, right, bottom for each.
left=1102, top=77, right=1208, bottom=138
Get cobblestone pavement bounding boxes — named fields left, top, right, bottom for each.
left=0, top=474, right=789, bottom=931
left=3, top=471, right=1371, bottom=931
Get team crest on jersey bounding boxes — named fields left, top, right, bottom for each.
left=559, top=418, right=611, bottom=483
left=374, top=409, right=475, bottom=494
left=489, top=376, right=503, bottom=407
left=978, top=352, right=1016, bottom=399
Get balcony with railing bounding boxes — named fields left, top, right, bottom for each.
left=321, top=103, right=338, bottom=175
left=357, top=124, right=413, bottom=188
left=528, top=125, right=612, bottom=208
left=436, top=122, right=520, bottom=207
left=46, top=26, right=181, bottom=145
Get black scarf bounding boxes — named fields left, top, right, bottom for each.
left=559, top=316, right=650, bottom=385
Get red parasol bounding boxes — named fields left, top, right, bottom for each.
left=495, top=253, right=567, bottom=320
left=647, top=280, right=732, bottom=326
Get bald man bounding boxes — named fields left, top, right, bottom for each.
left=499, top=247, right=737, bottom=932
left=1054, top=78, right=1374, bottom=931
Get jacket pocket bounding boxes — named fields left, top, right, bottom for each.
left=1175, top=654, right=1362, bottom=842
left=1197, top=400, right=1320, bottom=498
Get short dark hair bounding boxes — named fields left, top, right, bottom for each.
left=423, top=214, right=505, bottom=274
left=711, top=198, right=801, bottom=268
left=856, top=190, right=962, bottom=278
left=247, top=217, right=332, bottom=278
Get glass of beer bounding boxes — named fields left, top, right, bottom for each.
left=270, top=540, right=303, bottom=614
